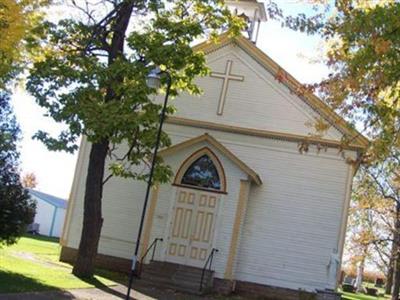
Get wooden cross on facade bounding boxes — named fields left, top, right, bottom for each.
left=210, top=60, right=244, bottom=115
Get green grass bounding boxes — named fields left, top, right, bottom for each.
left=341, top=291, right=390, bottom=300
left=340, top=281, right=391, bottom=300
left=0, top=235, right=127, bottom=293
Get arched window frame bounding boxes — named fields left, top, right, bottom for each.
left=174, top=147, right=227, bottom=194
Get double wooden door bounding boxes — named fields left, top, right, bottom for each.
left=166, top=187, right=220, bottom=268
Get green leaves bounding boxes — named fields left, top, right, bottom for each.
left=27, top=0, right=243, bottom=184
left=0, top=92, right=36, bottom=246
left=319, top=2, right=400, bottom=161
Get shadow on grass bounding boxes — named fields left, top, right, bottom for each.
left=0, top=269, right=59, bottom=294
left=0, top=270, right=74, bottom=299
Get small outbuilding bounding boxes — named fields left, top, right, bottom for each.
left=28, top=189, right=67, bottom=238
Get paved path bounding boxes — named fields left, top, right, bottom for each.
left=0, top=283, right=227, bottom=300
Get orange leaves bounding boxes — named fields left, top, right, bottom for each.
left=373, top=37, right=392, bottom=55
left=274, top=68, right=288, bottom=83
left=21, top=172, right=38, bottom=188
left=294, top=84, right=307, bottom=97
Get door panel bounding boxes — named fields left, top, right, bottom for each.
left=166, top=189, right=196, bottom=264
left=188, top=194, right=218, bottom=267
left=166, top=188, right=220, bottom=268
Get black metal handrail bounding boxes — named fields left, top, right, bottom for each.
left=137, top=238, right=163, bottom=276
left=199, top=248, right=218, bottom=292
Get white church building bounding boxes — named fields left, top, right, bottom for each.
left=60, top=2, right=368, bottom=299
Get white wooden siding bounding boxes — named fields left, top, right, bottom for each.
left=63, top=32, right=356, bottom=293
left=65, top=123, right=354, bottom=292
left=168, top=43, right=343, bottom=141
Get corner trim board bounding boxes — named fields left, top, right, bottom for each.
left=224, top=180, right=250, bottom=280
left=336, top=163, right=355, bottom=287
left=140, top=185, right=160, bottom=259
left=60, top=137, right=87, bottom=246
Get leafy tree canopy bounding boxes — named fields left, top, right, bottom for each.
left=314, top=1, right=400, bottom=161
left=0, top=92, right=36, bottom=246
left=27, top=0, right=244, bottom=184
left=0, top=0, right=47, bottom=88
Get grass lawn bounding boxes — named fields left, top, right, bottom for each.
left=0, top=234, right=127, bottom=293
left=341, top=291, right=390, bottom=300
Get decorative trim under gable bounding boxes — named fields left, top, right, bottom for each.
left=166, top=116, right=365, bottom=152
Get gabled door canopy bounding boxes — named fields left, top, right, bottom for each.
left=159, top=133, right=262, bottom=185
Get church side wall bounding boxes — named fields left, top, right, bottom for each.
left=65, top=141, right=150, bottom=259
left=63, top=137, right=90, bottom=250
left=63, top=130, right=248, bottom=269
left=162, top=124, right=356, bottom=292
left=63, top=123, right=356, bottom=293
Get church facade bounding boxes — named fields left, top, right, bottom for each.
left=60, top=34, right=368, bottom=298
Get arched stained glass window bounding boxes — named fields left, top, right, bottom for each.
left=181, top=154, right=221, bottom=190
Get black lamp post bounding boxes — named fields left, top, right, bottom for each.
left=125, top=69, right=172, bottom=300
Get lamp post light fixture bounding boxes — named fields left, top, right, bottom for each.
left=125, top=68, right=172, bottom=300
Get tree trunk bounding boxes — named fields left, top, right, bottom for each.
left=72, top=140, right=109, bottom=277
left=392, top=254, right=400, bottom=300
left=71, top=1, right=135, bottom=278
left=355, top=256, right=365, bottom=292
left=386, top=240, right=397, bottom=295
left=391, top=203, right=400, bottom=300
left=388, top=262, right=395, bottom=295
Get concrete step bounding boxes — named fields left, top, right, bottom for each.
left=139, top=278, right=205, bottom=296
left=139, top=261, right=214, bottom=295
left=141, top=269, right=212, bottom=288
left=143, top=261, right=211, bottom=274
left=142, top=267, right=212, bottom=280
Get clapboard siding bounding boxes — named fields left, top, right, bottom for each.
left=62, top=35, right=359, bottom=294
left=170, top=43, right=343, bottom=141
left=64, top=122, right=353, bottom=292
left=231, top=137, right=351, bottom=291
left=155, top=124, right=352, bottom=291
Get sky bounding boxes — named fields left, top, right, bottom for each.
left=11, top=1, right=330, bottom=199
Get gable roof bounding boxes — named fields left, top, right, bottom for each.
left=159, top=133, right=262, bottom=185
left=193, top=33, right=369, bottom=150
left=28, top=189, right=68, bottom=209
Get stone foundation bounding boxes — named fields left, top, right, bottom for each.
left=229, top=280, right=318, bottom=300
left=60, top=246, right=132, bottom=273
left=316, top=289, right=342, bottom=300
left=213, top=278, right=236, bottom=295
left=60, top=247, right=340, bottom=300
